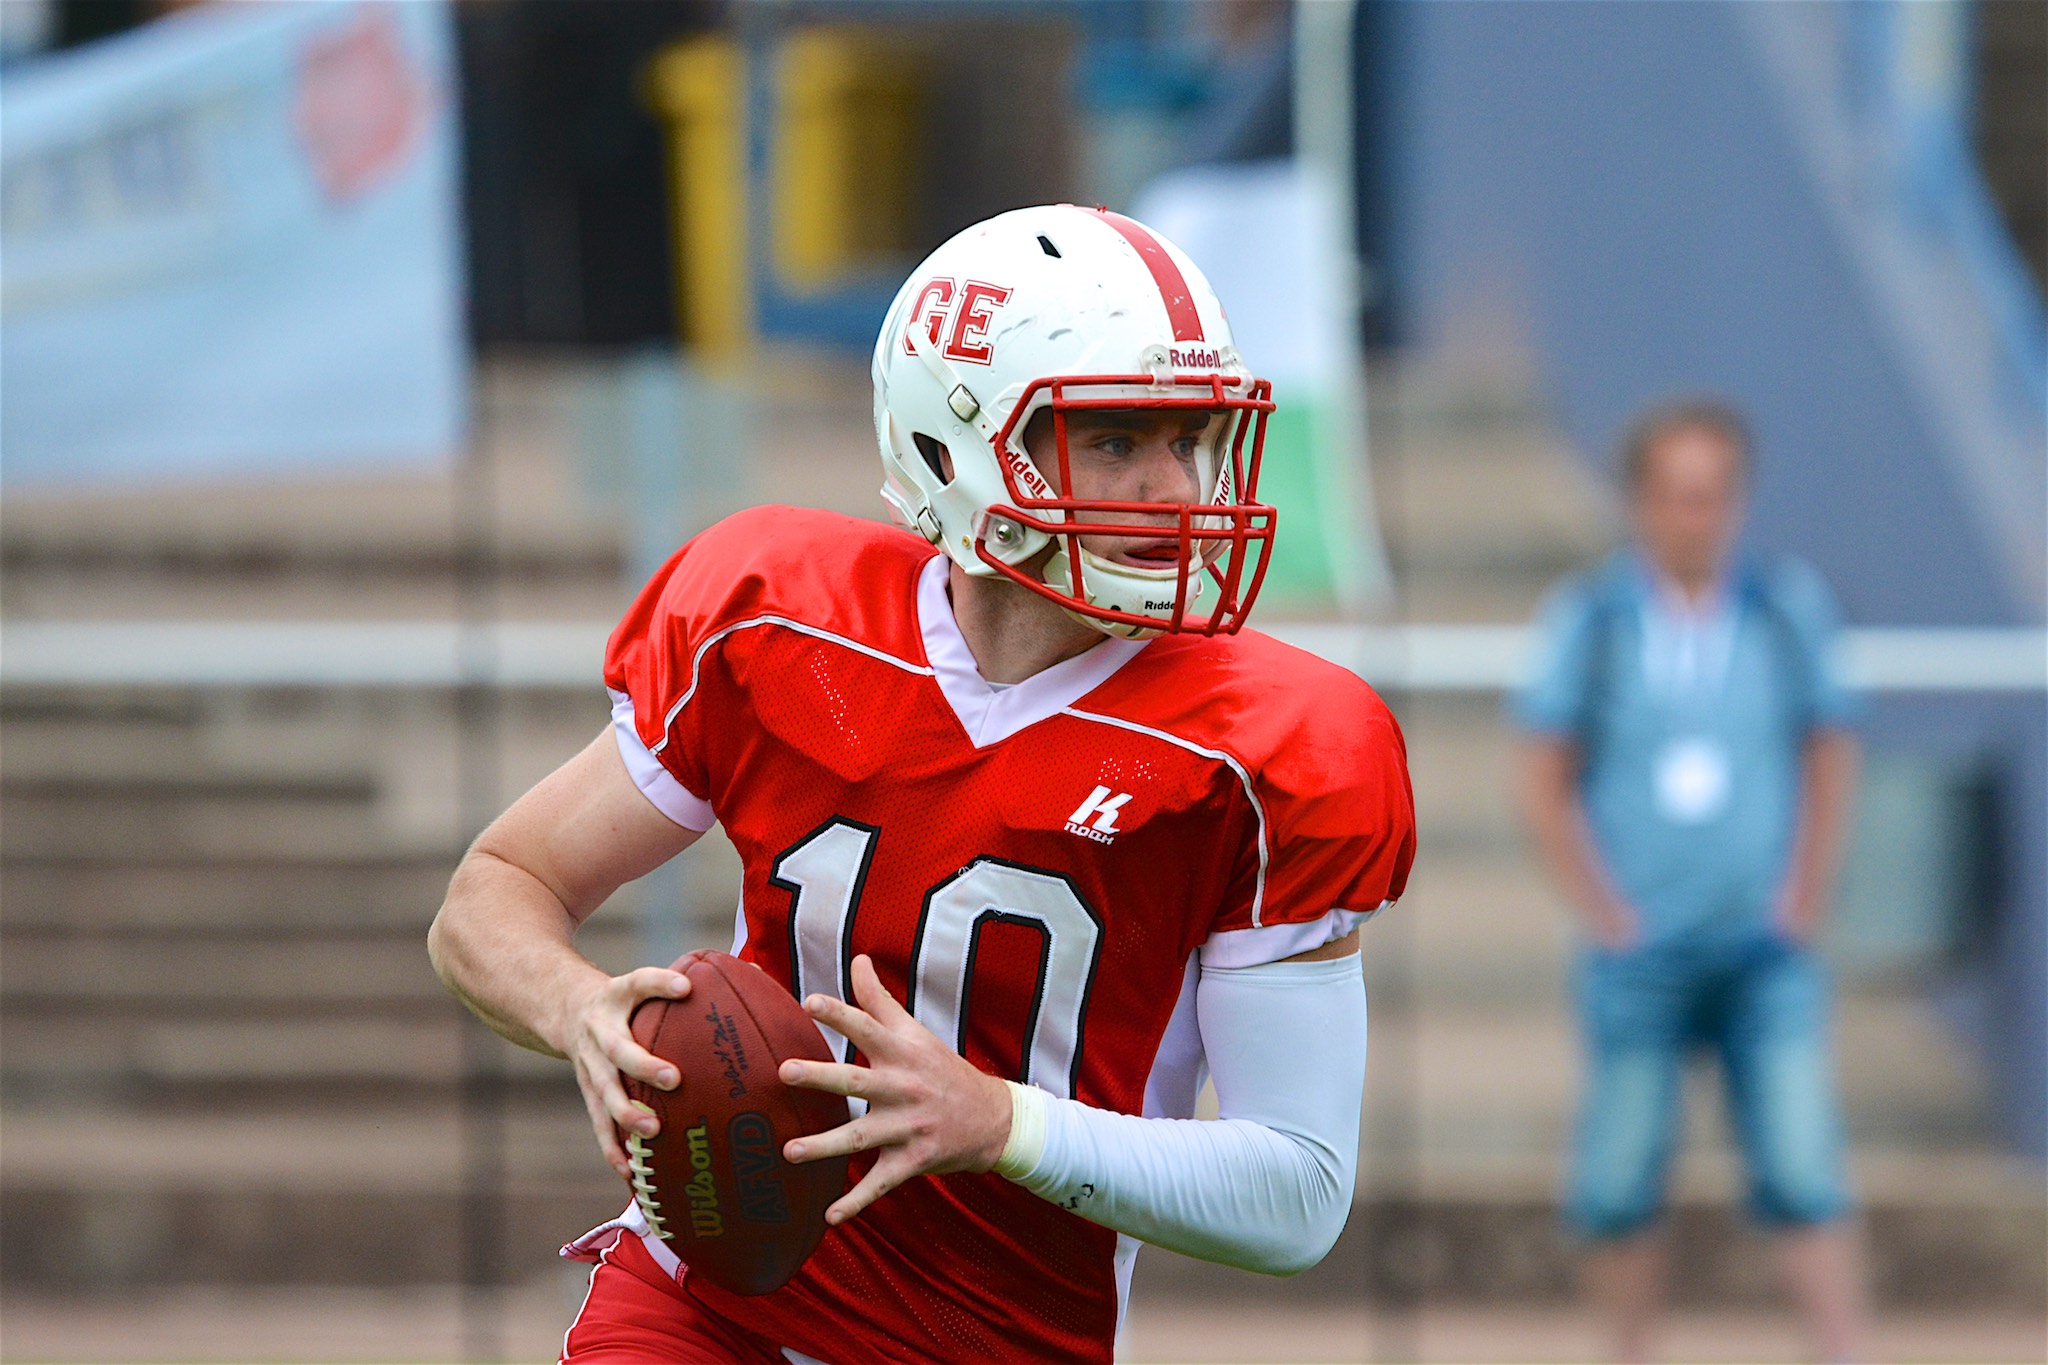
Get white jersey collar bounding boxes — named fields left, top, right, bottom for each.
left=916, top=554, right=1146, bottom=747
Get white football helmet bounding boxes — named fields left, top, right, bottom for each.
left=872, top=204, right=1277, bottom=638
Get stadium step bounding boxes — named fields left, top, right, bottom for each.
left=0, top=928, right=640, bottom=1098
left=0, top=854, right=461, bottom=933
left=2, top=1100, right=2037, bottom=1310
left=1, top=774, right=391, bottom=861
left=0, top=360, right=628, bottom=624
left=0, top=1102, right=618, bottom=1289
left=4, top=934, right=460, bottom=1010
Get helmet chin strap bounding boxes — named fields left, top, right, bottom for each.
left=902, top=318, right=1050, bottom=569
left=1042, top=541, right=1219, bottom=640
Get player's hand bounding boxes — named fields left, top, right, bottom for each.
left=558, top=965, right=692, bottom=1180
left=778, top=954, right=1012, bottom=1226
left=1774, top=883, right=1823, bottom=945
left=1585, top=897, right=1640, bottom=951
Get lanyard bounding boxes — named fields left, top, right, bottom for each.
left=1638, top=583, right=1740, bottom=824
left=1637, top=586, right=1739, bottom=724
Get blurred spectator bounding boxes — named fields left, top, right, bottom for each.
left=1513, top=399, right=1871, bottom=1364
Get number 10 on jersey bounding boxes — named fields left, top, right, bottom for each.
left=769, top=818, right=1106, bottom=1101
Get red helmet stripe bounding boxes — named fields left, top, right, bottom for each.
left=1088, top=208, right=1205, bottom=343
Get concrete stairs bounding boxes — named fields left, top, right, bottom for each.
left=1, top=353, right=2039, bottom=1316
left=0, top=675, right=642, bottom=1289
left=0, top=358, right=645, bottom=1292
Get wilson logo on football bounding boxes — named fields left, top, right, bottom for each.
left=683, top=1120, right=723, bottom=1237
left=1065, top=786, right=1132, bottom=845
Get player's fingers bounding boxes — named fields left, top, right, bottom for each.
left=609, top=966, right=692, bottom=1007
left=825, top=1152, right=912, bottom=1225
left=782, top=1111, right=910, bottom=1164
left=848, top=954, right=913, bottom=1025
left=579, top=1048, right=659, bottom=1141
left=610, top=1085, right=660, bottom=1139
left=577, top=1069, right=632, bottom=1177
left=803, top=992, right=892, bottom=1055
left=598, top=1026, right=680, bottom=1091
left=778, top=1057, right=881, bottom=1100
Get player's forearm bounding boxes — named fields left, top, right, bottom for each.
left=429, top=848, right=608, bottom=1058
left=994, top=955, right=1366, bottom=1276
left=1003, top=1101, right=1350, bottom=1274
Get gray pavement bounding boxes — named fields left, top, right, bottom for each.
left=2, top=1280, right=2043, bottom=1363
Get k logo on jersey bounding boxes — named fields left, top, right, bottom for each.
left=1065, top=786, right=1132, bottom=845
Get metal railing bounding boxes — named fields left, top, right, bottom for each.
left=5, top=619, right=2041, bottom=694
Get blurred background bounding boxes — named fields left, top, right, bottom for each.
left=1, top=1, right=2042, bottom=1361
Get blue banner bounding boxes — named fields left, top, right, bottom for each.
left=0, top=1, right=466, bottom=484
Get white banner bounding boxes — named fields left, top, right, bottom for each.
left=0, top=1, right=466, bottom=484
left=1135, top=159, right=1388, bottom=612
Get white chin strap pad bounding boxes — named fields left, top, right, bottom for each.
left=1042, top=542, right=1216, bottom=639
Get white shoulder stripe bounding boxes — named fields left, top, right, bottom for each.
left=1058, top=706, right=1269, bottom=927
left=649, top=615, right=934, bottom=756
left=609, top=689, right=716, bottom=830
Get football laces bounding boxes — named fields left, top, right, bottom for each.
left=626, top=1132, right=671, bottom=1240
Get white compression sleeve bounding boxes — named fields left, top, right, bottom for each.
left=993, top=953, right=1367, bottom=1275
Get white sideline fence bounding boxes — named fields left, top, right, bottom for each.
left=2, top=620, right=2042, bottom=693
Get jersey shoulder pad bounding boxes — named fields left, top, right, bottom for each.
left=1092, top=629, right=1416, bottom=923
left=623, top=505, right=936, bottom=650
left=1123, top=628, right=1404, bottom=780
left=602, top=507, right=935, bottom=810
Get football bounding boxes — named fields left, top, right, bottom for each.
left=624, top=950, right=851, bottom=1295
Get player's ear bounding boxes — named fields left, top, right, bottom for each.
left=912, top=433, right=954, bottom=483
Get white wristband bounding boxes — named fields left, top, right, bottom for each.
left=994, top=1080, right=1049, bottom=1179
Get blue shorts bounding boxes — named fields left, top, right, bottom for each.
left=1565, top=930, right=1853, bottom=1240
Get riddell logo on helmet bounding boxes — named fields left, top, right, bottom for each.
left=1167, top=346, right=1220, bottom=369
left=1005, top=446, right=1053, bottom=500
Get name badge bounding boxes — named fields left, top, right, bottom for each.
left=1655, top=736, right=1731, bottom=825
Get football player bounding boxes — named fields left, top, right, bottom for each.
left=429, top=205, right=1416, bottom=1364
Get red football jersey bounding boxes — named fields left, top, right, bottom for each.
left=588, top=506, right=1414, bottom=1365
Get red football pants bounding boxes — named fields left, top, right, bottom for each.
left=561, top=1231, right=790, bottom=1364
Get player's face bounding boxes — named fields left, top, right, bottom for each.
left=1633, top=425, right=1745, bottom=586
left=1022, top=408, right=1218, bottom=566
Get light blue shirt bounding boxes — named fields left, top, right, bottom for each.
left=1514, top=553, right=1859, bottom=945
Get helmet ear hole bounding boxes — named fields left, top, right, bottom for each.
left=912, top=432, right=953, bottom=483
